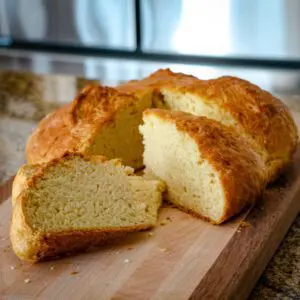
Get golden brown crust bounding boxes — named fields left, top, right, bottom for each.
left=146, top=109, right=266, bottom=223
left=26, top=85, right=138, bottom=165
left=117, top=68, right=197, bottom=94
left=69, top=84, right=136, bottom=125
left=12, top=164, right=41, bottom=207
left=26, top=104, right=78, bottom=164
left=119, top=69, right=298, bottom=179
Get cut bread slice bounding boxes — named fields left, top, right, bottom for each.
left=10, top=153, right=164, bottom=262
left=139, top=109, right=266, bottom=224
left=26, top=85, right=153, bottom=169
left=119, top=69, right=298, bottom=180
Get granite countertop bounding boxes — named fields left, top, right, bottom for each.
left=0, top=70, right=299, bottom=299
left=0, top=71, right=99, bottom=183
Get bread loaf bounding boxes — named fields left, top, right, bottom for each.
left=23, top=69, right=298, bottom=225
left=119, top=69, right=298, bottom=179
left=139, top=109, right=266, bottom=224
left=10, top=153, right=164, bottom=262
left=27, top=70, right=297, bottom=179
left=26, top=84, right=153, bottom=168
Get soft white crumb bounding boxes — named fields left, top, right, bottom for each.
left=124, top=259, right=131, bottom=263
left=10, top=265, right=15, bottom=270
left=148, top=232, right=154, bottom=237
left=50, top=266, right=55, bottom=271
left=24, top=278, right=31, bottom=284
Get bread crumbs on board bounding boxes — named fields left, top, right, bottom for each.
left=158, top=247, right=171, bottom=254
left=240, top=221, right=252, bottom=228
left=24, top=278, right=31, bottom=284
left=70, top=271, right=79, bottom=275
left=160, top=217, right=173, bottom=226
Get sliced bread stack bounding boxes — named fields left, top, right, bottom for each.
left=11, top=153, right=164, bottom=262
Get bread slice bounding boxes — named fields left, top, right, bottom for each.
left=10, top=153, right=164, bottom=262
left=26, top=84, right=153, bottom=169
left=119, top=69, right=298, bottom=180
left=139, top=109, right=266, bottom=224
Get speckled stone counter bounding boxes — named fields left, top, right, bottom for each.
left=0, top=70, right=299, bottom=299
left=0, top=115, right=35, bottom=182
left=0, top=71, right=99, bottom=183
left=250, top=215, right=300, bottom=299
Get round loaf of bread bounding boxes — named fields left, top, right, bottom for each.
left=27, top=70, right=298, bottom=182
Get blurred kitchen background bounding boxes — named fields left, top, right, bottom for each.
left=1, top=0, right=300, bottom=93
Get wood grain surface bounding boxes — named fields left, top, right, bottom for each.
left=1, top=117, right=300, bottom=300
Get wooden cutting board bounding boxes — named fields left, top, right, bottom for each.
left=1, top=117, right=300, bottom=300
